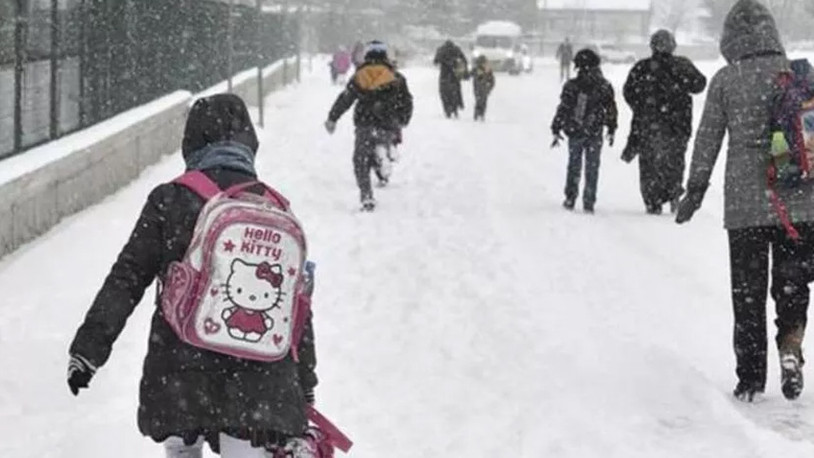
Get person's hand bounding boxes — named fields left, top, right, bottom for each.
left=675, top=184, right=709, bottom=224
left=607, top=131, right=615, bottom=147
left=67, top=354, right=96, bottom=396
left=551, top=132, right=564, bottom=148
left=324, top=120, right=337, bottom=135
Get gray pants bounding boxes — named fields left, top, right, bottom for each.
left=164, top=435, right=270, bottom=458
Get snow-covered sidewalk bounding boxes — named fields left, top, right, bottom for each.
left=0, top=59, right=812, bottom=457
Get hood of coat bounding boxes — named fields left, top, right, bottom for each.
left=182, top=94, right=259, bottom=161
left=719, top=0, right=784, bottom=64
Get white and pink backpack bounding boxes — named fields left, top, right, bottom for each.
left=160, top=171, right=310, bottom=363
left=160, top=172, right=353, bottom=456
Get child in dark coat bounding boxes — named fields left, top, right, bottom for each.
left=551, top=49, right=618, bottom=213
left=472, top=55, right=496, bottom=121
left=67, top=94, right=318, bottom=458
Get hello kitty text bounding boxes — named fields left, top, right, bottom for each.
left=238, top=227, right=285, bottom=260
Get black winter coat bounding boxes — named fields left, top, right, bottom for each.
left=552, top=68, right=618, bottom=139
left=328, top=59, right=413, bottom=131
left=623, top=53, right=707, bottom=138
left=69, top=94, right=317, bottom=452
left=434, top=41, right=468, bottom=81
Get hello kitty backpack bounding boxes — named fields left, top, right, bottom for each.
left=159, top=171, right=311, bottom=363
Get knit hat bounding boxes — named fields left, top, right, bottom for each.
left=364, top=40, right=389, bottom=62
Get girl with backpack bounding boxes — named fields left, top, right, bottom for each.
left=551, top=48, right=618, bottom=214
left=67, top=94, right=322, bottom=457
left=676, top=0, right=813, bottom=403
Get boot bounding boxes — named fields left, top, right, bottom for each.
left=563, top=198, right=576, bottom=211
left=733, top=380, right=765, bottom=403
left=779, top=326, right=805, bottom=400
left=669, top=196, right=680, bottom=214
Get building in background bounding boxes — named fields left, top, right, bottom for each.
left=537, top=0, right=652, bottom=48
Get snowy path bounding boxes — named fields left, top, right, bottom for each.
left=1, top=60, right=812, bottom=457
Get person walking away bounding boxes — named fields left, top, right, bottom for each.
left=324, top=41, right=414, bottom=212
left=66, top=94, right=321, bottom=457
left=551, top=49, right=617, bottom=214
left=472, top=55, right=496, bottom=121
left=623, top=30, right=707, bottom=215
left=434, top=40, right=468, bottom=118
left=556, top=37, right=574, bottom=82
left=330, top=47, right=352, bottom=84
left=675, top=0, right=813, bottom=402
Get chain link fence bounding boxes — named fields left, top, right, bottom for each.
left=1, top=0, right=299, bottom=160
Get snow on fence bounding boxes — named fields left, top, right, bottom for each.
left=0, top=58, right=300, bottom=260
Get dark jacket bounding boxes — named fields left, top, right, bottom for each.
left=328, top=59, right=413, bottom=131
left=69, top=94, right=317, bottom=451
left=552, top=68, right=618, bottom=139
left=685, top=0, right=814, bottom=229
left=624, top=53, right=707, bottom=138
left=473, top=62, right=496, bottom=99
left=434, top=41, right=468, bottom=81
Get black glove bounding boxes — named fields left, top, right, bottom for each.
left=551, top=132, right=564, bottom=148
left=67, top=354, right=96, bottom=396
left=303, top=387, right=315, bottom=405
left=607, top=131, right=615, bottom=147
left=675, top=184, right=709, bottom=224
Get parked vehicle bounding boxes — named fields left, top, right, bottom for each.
left=472, top=21, right=523, bottom=74
left=592, top=43, right=636, bottom=64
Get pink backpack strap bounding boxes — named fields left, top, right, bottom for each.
left=307, top=406, right=353, bottom=453
left=223, top=181, right=291, bottom=210
left=174, top=171, right=221, bottom=200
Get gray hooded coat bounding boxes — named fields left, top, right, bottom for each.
left=686, top=0, right=814, bottom=229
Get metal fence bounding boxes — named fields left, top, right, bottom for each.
left=0, top=0, right=299, bottom=160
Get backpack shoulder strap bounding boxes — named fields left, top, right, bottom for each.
left=174, top=171, right=221, bottom=201
left=223, top=180, right=291, bottom=211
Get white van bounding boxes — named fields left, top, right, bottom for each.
left=472, top=21, right=523, bottom=74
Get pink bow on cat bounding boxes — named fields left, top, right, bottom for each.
left=256, top=262, right=283, bottom=287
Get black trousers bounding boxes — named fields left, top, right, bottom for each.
left=638, top=133, right=689, bottom=208
left=354, top=127, right=392, bottom=201
left=474, top=94, right=489, bottom=119
left=728, top=224, right=813, bottom=389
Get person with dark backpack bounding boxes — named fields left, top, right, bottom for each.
left=325, top=41, right=414, bottom=212
left=676, top=0, right=814, bottom=403
left=623, top=30, right=707, bottom=215
left=551, top=49, right=618, bottom=214
left=66, top=94, right=354, bottom=457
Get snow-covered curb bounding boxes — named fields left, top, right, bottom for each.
left=0, top=57, right=300, bottom=259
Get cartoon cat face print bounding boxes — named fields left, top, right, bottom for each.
left=226, top=259, right=284, bottom=312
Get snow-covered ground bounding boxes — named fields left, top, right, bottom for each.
left=0, top=58, right=812, bottom=457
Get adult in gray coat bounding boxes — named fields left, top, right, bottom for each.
left=676, top=0, right=813, bottom=402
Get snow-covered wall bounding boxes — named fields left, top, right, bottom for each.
left=0, top=58, right=300, bottom=260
